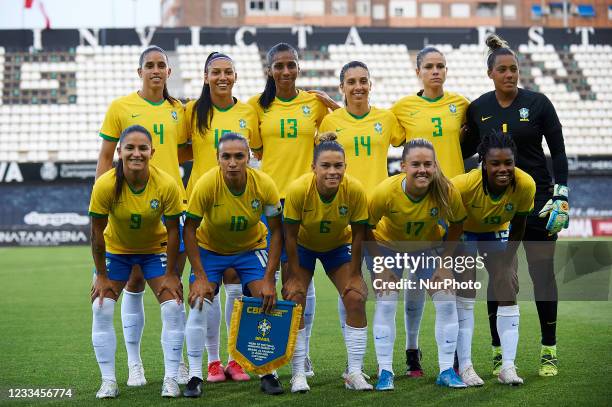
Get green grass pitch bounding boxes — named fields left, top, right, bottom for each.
left=0, top=246, right=611, bottom=406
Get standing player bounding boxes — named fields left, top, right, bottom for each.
left=452, top=130, right=536, bottom=386
left=185, top=51, right=259, bottom=382
left=391, top=46, right=470, bottom=377
left=282, top=133, right=372, bottom=393
left=248, top=42, right=338, bottom=376
left=463, top=34, right=568, bottom=377
left=89, top=125, right=185, bottom=398
left=366, top=138, right=468, bottom=390
left=96, top=45, right=190, bottom=386
left=182, top=133, right=284, bottom=397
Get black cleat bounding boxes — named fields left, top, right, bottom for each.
left=183, top=376, right=203, bottom=398
left=260, top=374, right=284, bottom=395
left=406, top=349, right=424, bottom=377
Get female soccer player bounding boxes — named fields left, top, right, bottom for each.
left=185, top=51, right=259, bottom=383
left=248, top=42, right=338, bottom=376
left=391, top=46, right=470, bottom=376
left=89, top=125, right=185, bottom=399
left=96, top=45, right=190, bottom=386
left=366, top=138, right=468, bottom=390
left=452, top=129, right=536, bottom=386
left=463, top=34, right=568, bottom=377
left=182, top=133, right=284, bottom=397
left=282, top=133, right=371, bottom=393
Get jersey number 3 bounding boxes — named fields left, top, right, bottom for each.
left=431, top=117, right=443, bottom=137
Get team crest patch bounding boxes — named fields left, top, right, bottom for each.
left=449, top=104, right=457, bottom=113
left=251, top=199, right=261, bottom=210
left=374, top=122, right=383, bottom=134
left=505, top=203, right=514, bottom=212
left=257, top=318, right=272, bottom=337
left=239, top=119, right=246, bottom=129
left=519, top=108, right=529, bottom=122
left=339, top=205, right=349, bottom=216
left=150, top=199, right=160, bottom=210
left=171, top=111, right=178, bottom=121
left=302, top=105, right=311, bottom=116
left=430, top=207, right=439, bottom=217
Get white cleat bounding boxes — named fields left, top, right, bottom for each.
left=344, top=371, right=374, bottom=391
left=161, top=377, right=181, bottom=398
left=177, top=362, right=189, bottom=385
left=96, top=379, right=119, bottom=399
left=341, top=367, right=371, bottom=380
left=304, top=356, right=314, bottom=378
left=290, top=373, right=310, bottom=393
left=460, top=365, right=485, bottom=387
left=498, top=366, right=524, bottom=386
left=127, top=362, right=147, bottom=387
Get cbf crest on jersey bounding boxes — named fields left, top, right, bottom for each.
left=150, top=199, right=160, bottom=210
left=301, top=105, right=311, bottom=117
left=505, top=203, right=514, bottom=212
left=339, top=205, right=349, bottom=216
left=374, top=122, right=383, bottom=134
left=171, top=111, right=178, bottom=121
left=239, top=119, right=247, bottom=129
left=430, top=207, right=439, bottom=217
left=449, top=104, right=457, bottom=114
left=251, top=199, right=261, bottom=211
left=519, top=108, right=529, bottom=122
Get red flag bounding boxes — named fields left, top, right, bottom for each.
left=38, top=0, right=50, bottom=29
left=24, top=0, right=34, bottom=8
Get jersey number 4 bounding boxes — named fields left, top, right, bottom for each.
left=153, top=123, right=164, bottom=144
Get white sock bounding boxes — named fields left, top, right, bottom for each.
left=161, top=300, right=185, bottom=380
left=121, top=289, right=145, bottom=366
left=338, top=296, right=347, bottom=340
left=404, top=280, right=425, bottom=350
left=206, top=294, right=221, bottom=364
left=497, top=305, right=520, bottom=370
left=92, top=298, right=117, bottom=381
left=224, top=284, right=242, bottom=363
left=180, top=302, right=187, bottom=365
left=456, top=296, right=475, bottom=373
left=186, top=299, right=210, bottom=379
left=304, top=280, right=316, bottom=356
left=291, top=328, right=307, bottom=376
left=432, top=291, right=458, bottom=373
left=345, top=325, right=367, bottom=375
left=373, top=291, right=398, bottom=375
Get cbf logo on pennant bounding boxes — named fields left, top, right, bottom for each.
left=228, top=297, right=302, bottom=374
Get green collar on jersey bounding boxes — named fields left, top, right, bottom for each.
left=402, top=176, right=427, bottom=203
left=418, top=94, right=444, bottom=103
left=276, top=91, right=299, bottom=103
left=347, top=109, right=371, bottom=120
left=138, top=92, right=165, bottom=106
left=213, top=102, right=235, bottom=112
left=127, top=180, right=148, bottom=195
left=318, top=191, right=337, bottom=204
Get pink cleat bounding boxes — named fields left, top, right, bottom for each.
left=207, top=361, right=227, bottom=383
left=225, top=360, right=250, bottom=381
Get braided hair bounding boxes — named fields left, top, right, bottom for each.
left=477, top=129, right=518, bottom=195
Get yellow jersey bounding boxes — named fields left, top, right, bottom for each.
left=99, top=92, right=188, bottom=201
left=368, top=173, right=467, bottom=249
left=186, top=167, right=282, bottom=255
left=88, top=166, right=183, bottom=254
left=248, top=90, right=328, bottom=198
left=451, top=168, right=536, bottom=233
left=319, top=107, right=404, bottom=193
left=392, top=92, right=469, bottom=178
left=284, top=173, right=369, bottom=252
left=185, top=99, right=259, bottom=198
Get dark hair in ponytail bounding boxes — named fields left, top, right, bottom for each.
left=138, top=45, right=178, bottom=106
left=259, top=42, right=299, bottom=109
left=477, top=129, right=517, bottom=195
left=217, top=132, right=250, bottom=157
left=114, top=125, right=153, bottom=204
left=314, top=132, right=345, bottom=163
left=339, top=60, right=369, bottom=106
left=193, top=52, right=234, bottom=134
left=485, top=34, right=517, bottom=71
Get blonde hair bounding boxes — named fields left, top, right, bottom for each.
left=402, top=138, right=455, bottom=221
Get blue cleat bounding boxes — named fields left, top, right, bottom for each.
left=375, top=369, right=395, bottom=391
left=436, top=368, right=467, bottom=388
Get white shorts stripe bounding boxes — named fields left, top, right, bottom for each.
left=254, top=250, right=267, bottom=268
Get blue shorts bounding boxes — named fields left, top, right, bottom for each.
left=297, top=244, right=352, bottom=273
left=364, top=244, right=437, bottom=280
left=261, top=198, right=287, bottom=263
left=189, top=247, right=267, bottom=294
left=162, top=212, right=185, bottom=253
left=98, top=252, right=167, bottom=282
left=461, top=230, right=509, bottom=255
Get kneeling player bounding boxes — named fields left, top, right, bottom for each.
left=452, top=130, right=535, bottom=385
left=282, top=133, right=372, bottom=393
left=89, top=125, right=185, bottom=398
left=183, top=133, right=284, bottom=397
